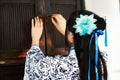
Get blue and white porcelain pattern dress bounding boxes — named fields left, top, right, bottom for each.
left=23, top=46, right=80, bottom=80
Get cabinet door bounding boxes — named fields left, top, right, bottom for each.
left=36, top=0, right=85, bottom=55
left=0, top=0, right=85, bottom=80
left=0, top=0, right=85, bottom=57
left=0, top=0, right=35, bottom=50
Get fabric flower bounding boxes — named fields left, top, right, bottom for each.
left=73, top=14, right=97, bottom=36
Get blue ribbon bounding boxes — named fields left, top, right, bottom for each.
left=104, top=18, right=108, bottom=47
left=105, top=28, right=108, bottom=47
left=88, top=29, right=104, bottom=80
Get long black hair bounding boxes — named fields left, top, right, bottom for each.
left=66, top=10, right=107, bottom=80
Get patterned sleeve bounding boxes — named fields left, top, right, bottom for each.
left=23, top=45, right=44, bottom=80
left=23, top=46, right=80, bottom=80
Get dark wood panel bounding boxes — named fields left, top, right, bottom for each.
left=0, top=0, right=34, bottom=4
left=0, top=58, right=25, bottom=80
left=0, top=0, right=85, bottom=79
left=51, top=0, right=76, bottom=4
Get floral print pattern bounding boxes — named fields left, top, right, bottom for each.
left=23, top=46, right=80, bottom=80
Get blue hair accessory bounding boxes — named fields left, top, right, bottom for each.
left=104, top=17, right=108, bottom=47
left=73, top=14, right=108, bottom=80
left=88, top=29, right=104, bottom=80
left=73, top=14, right=97, bottom=36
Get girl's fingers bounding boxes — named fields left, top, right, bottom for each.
left=31, top=19, right=34, bottom=28
left=51, top=14, right=62, bottom=21
left=51, top=17, right=57, bottom=27
left=39, top=18, right=43, bottom=27
left=36, top=16, right=40, bottom=27
left=31, top=19, right=35, bottom=33
left=35, top=17, right=37, bottom=27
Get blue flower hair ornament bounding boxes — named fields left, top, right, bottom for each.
left=73, top=14, right=97, bottom=36
left=73, top=14, right=108, bottom=80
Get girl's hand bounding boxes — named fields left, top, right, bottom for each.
left=31, top=16, right=43, bottom=46
left=51, top=14, right=66, bottom=36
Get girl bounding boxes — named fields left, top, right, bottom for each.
left=23, top=10, right=108, bottom=80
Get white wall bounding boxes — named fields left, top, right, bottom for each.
left=85, top=0, right=120, bottom=80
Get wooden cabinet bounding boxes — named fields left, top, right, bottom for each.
left=0, top=0, right=85, bottom=80
left=0, top=58, right=25, bottom=80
